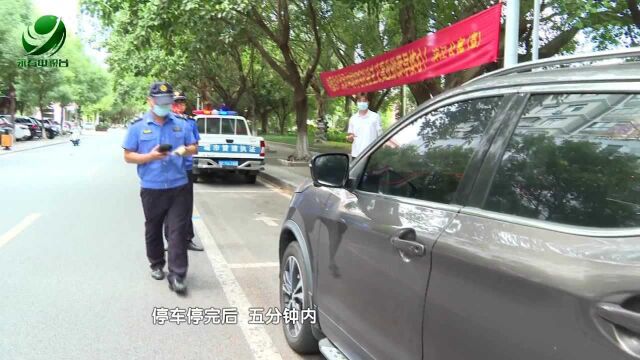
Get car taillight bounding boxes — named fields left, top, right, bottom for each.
left=30, top=125, right=37, bottom=129
left=260, top=140, right=265, bottom=157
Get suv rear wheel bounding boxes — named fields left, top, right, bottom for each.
left=280, top=241, right=319, bottom=354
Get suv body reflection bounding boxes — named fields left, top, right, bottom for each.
left=279, top=62, right=640, bottom=360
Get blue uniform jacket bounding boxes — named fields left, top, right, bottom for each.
left=122, top=112, right=196, bottom=189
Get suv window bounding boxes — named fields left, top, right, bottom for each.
left=359, top=97, right=503, bottom=204
left=484, top=93, right=640, bottom=228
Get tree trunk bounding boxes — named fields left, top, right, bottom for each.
left=314, top=87, right=327, bottom=143
left=293, top=87, right=310, bottom=160
left=8, top=83, right=16, bottom=124
left=343, top=96, right=351, bottom=132
left=39, top=103, right=48, bottom=139
left=279, top=114, right=287, bottom=135
left=60, top=104, right=65, bottom=133
left=260, top=112, right=268, bottom=135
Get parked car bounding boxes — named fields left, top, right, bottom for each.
left=0, top=117, right=32, bottom=141
left=37, top=119, right=60, bottom=138
left=279, top=48, right=640, bottom=360
left=14, top=117, right=42, bottom=139
left=60, top=122, right=71, bottom=134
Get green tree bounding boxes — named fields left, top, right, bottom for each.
left=0, top=0, right=33, bottom=121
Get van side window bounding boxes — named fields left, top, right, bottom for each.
left=359, top=97, right=503, bottom=204
left=484, top=93, right=640, bottom=228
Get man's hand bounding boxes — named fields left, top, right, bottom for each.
left=147, top=145, right=169, bottom=162
left=346, top=134, right=356, bottom=143
left=172, top=144, right=197, bottom=156
left=172, top=145, right=187, bottom=156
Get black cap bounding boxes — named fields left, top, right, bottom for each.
left=173, top=91, right=187, bottom=102
left=149, top=81, right=174, bottom=105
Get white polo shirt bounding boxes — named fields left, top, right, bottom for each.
left=348, top=110, right=383, bottom=157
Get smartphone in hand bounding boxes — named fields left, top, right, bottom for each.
left=158, top=144, right=173, bottom=153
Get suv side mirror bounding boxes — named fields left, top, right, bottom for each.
left=310, top=153, right=350, bottom=188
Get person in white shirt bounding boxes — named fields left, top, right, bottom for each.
left=347, top=93, right=383, bottom=158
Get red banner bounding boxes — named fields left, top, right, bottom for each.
left=320, top=4, right=503, bottom=97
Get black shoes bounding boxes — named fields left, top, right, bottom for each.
left=151, top=268, right=165, bottom=280
left=168, top=277, right=187, bottom=295
left=187, top=240, right=204, bottom=251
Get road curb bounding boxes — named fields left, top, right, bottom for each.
left=0, top=137, right=71, bottom=156
left=257, top=170, right=298, bottom=193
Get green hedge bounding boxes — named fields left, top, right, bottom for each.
left=327, top=128, right=348, bottom=143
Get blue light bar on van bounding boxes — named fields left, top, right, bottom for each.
left=218, top=110, right=238, bottom=115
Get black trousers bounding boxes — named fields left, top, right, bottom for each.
left=141, top=184, right=190, bottom=281
left=163, top=170, right=195, bottom=243
left=186, top=169, right=195, bottom=241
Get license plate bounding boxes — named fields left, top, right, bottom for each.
left=219, top=160, right=238, bottom=167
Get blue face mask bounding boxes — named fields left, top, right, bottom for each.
left=152, top=104, right=171, bottom=117
left=357, top=102, right=369, bottom=111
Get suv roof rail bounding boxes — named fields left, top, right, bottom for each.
left=469, top=47, right=640, bottom=84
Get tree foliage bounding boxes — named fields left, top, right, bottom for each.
left=83, top=0, right=640, bottom=153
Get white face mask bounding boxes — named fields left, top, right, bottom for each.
left=357, top=102, right=369, bottom=111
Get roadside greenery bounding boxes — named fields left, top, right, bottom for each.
left=0, top=0, right=110, bottom=124
left=77, top=0, right=640, bottom=159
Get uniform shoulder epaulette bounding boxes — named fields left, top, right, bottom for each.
left=131, top=117, right=143, bottom=124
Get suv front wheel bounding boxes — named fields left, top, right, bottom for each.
left=280, top=241, right=319, bottom=354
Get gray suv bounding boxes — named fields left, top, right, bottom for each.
left=279, top=49, right=640, bottom=360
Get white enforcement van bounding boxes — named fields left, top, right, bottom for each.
left=192, top=110, right=265, bottom=184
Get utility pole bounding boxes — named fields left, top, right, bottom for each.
left=532, top=0, right=541, bottom=61
left=504, top=0, right=520, bottom=68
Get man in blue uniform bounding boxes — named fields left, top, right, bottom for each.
left=122, top=81, right=197, bottom=295
left=170, top=90, right=204, bottom=252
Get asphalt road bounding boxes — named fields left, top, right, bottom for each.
left=0, top=129, right=322, bottom=360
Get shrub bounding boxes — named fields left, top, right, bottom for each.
left=327, top=128, right=348, bottom=143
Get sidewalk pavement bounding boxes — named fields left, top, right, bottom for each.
left=0, top=134, right=72, bottom=156
left=259, top=141, right=350, bottom=192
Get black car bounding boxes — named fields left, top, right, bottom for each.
left=14, top=117, right=43, bottom=139
left=36, top=118, right=59, bottom=138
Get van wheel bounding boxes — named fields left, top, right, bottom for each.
left=245, top=173, right=257, bottom=184
left=281, top=241, right=319, bottom=354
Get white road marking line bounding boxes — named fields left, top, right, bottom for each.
left=194, top=190, right=273, bottom=194
left=0, top=213, right=42, bottom=249
left=257, top=180, right=292, bottom=199
left=255, top=216, right=279, bottom=227
left=193, top=207, right=282, bottom=360
left=228, top=262, right=280, bottom=269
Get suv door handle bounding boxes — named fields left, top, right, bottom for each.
left=390, top=228, right=425, bottom=257
left=226, top=139, right=234, bottom=144
left=596, top=302, right=640, bottom=334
